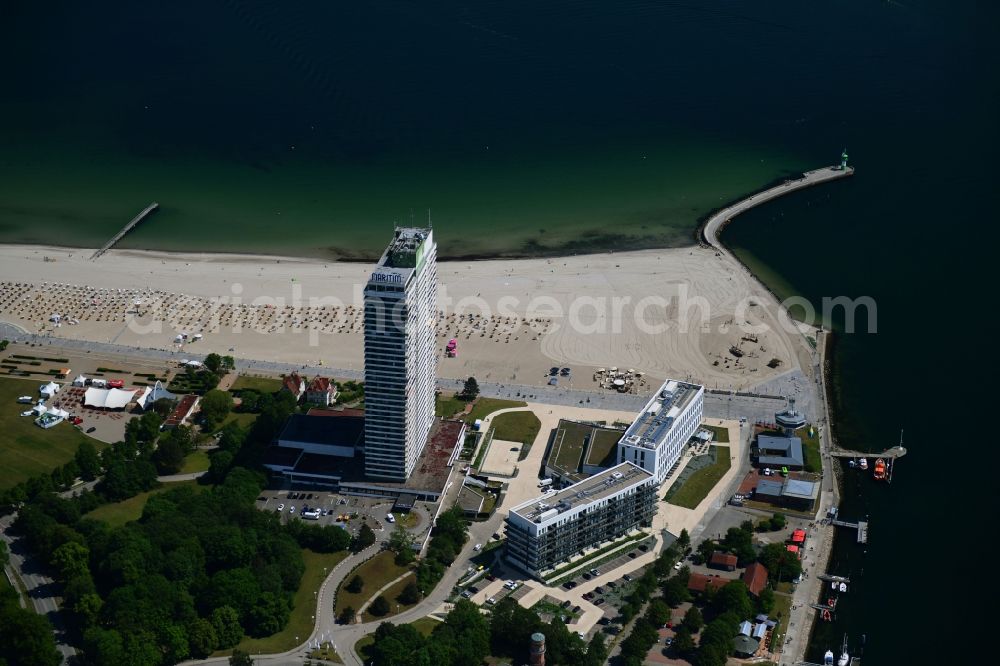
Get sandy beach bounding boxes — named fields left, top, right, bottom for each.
left=0, top=243, right=813, bottom=392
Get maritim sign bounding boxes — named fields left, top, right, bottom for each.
left=371, top=271, right=403, bottom=284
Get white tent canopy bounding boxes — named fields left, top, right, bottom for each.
left=72, top=375, right=88, bottom=387
left=84, top=387, right=136, bottom=410
left=137, top=381, right=178, bottom=410
left=39, top=381, right=60, bottom=397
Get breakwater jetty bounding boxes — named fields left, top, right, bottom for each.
left=91, top=202, right=159, bottom=260
left=700, top=165, right=854, bottom=247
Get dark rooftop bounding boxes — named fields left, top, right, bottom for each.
left=278, top=413, right=364, bottom=451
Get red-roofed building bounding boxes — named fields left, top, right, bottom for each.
left=305, top=377, right=337, bottom=406
left=687, top=573, right=730, bottom=594
left=709, top=551, right=738, bottom=572
left=164, top=394, right=200, bottom=429
left=742, top=562, right=769, bottom=596
left=790, top=528, right=807, bottom=545
left=281, top=373, right=306, bottom=400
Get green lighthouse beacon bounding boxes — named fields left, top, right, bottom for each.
left=839, top=148, right=849, bottom=170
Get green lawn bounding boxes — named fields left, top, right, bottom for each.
left=84, top=479, right=204, bottom=527
left=435, top=393, right=467, bottom=418
left=229, top=375, right=283, bottom=394
left=356, top=616, right=439, bottom=658
left=796, top=426, right=822, bottom=473
left=701, top=424, right=730, bottom=443
left=490, top=411, right=541, bottom=461
left=361, top=572, right=419, bottom=623
left=0, top=377, right=97, bottom=489
left=334, top=551, right=411, bottom=618
left=770, top=591, right=793, bottom=646
left=464, top=398, right=527, bottom=423
left=665, top=446, right=732, bottom=509
left=227, top=549, right=349, bottom=656
left=180, top=450, right=211, bottom=474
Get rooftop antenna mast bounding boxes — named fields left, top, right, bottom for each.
left=427, top=208, right=433, bottom=229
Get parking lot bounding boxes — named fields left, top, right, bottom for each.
left=254, top=489, right=435, bottom=542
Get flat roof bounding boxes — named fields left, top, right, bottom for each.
left=757, top=434, right=804, bottom=467
left=621, top=379, right=702, bottom=450
left=782, top=479, right=819, bottom=500
left=511, top=462, right=652, bottom=522
left=548, top=420, right=625, bottom=480
left=279, top=413, right=364, bottom=450
left=755, top=479, right=784, bottom=496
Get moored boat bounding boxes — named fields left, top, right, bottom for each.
left=873, top=457, right=886, bottom=480
left=859, top=457, right=868, bottom=470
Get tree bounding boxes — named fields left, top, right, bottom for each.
left=682, top=605, right=704, bottom=633
left=770, top=512, right=787, bottom=531
left=584, top=632, right=609, bottom=666
left=441, top=599, right=490, bottom=666
left=677, top=528, right=691, bottom=551
left=204, top=353, right=223, bottom=373
left=370, top=595, right=391, bottom=616
left=0, top=601, right=62, bottom=666
left=200, top=389, right=234, bottom=427
left=221, top=355, right=236, bottom=371
left=151, top=396, right=177, bottom=418
left=352, top=524, right=376, bottom=552
left=208, top=450, right=235, bottom=483
left=662, top=577, right=689, bottom=607
left=0, top=540, right=8, bottom=567
left=757, top=586, right=776, bottom=614
left=398, top=580, right=421, bottom=605
left=712, top=581, right=753, bottom=620
left=647, top=599, right=671, bottom=626
left=461, top=376, right=479, bottom=400
left=211, top=605, right=244, bottom=649
left=152, top=436, right=185, bottom=475
left=673, top=626, right=696, bottom=657
left=188, top=618, right=218, bottom=658
left=759, top=542, right=803, bottom=582
left=346, top=575, right=364, bottom=594
left=51, top=541, right=90, bottom=580
left=230, top=649, right=254, bottom=666
left=337, top=606, right=355, bottom=624
left=75, top=440, right=102, bottom=480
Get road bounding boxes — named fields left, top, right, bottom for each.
left=0, top=513, right=78, bottom=663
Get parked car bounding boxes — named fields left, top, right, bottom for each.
left=486, top=597, right=496, bottom=605
left=277, top=503, right=285, bottom=511
left=86, top=426, right=96, bottom=433
left=474, top=543, right=482, bottom=551
left=20, top=410, right=33, bottom=417
left=590, top=568, right=600, bottom=576
left=289, top=506, right=295, bottom=514
left=582, top=573, right=592, bottom=581
left=386, top=513, right=396, bottom=523
left=623, top=574, right=633, bottom=582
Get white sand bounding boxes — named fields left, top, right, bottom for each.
left=0, top=243, right=812, bottom=390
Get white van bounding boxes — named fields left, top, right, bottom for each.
left=538, top=478, right=553, bottom=488
left=386, top=513, right=396, bottom=523
left=17, top=396, right=33, bottom=404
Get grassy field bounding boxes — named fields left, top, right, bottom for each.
left=226, top=549, right=348, bottom=656
left=770, top=590, right=793, bottom=646
left=665, top=446, right=732, bottom=509
left=229, top=375, right=283, bottom=394
left=491, top=411, right=541, bottom=461
left=796, top=426, right=821, bottom=473
left=464, top=398, right=526, bottom=423
left=361, top=572, right=419, bottom=623
left=701, top=424, right=731, bottom=443
left=84, top=479, right=204, bottom=527
left=435, top=393, right=467, bottom=418
left=180, top=450, right=211, bottom=474
left=0, top=377, right=97, bottom=489
left=356, top=616, right=439, bottom=658
left=334, top=551, right=411, bottom=618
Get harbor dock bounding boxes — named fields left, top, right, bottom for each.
left=829, top=444, right=907, bottom=460
left=91, top=202, right=158, bottom=260
left=832, top=519, right=869, bottom=544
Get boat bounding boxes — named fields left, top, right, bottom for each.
left=821, top=608, right=832, bottom=621
left=837, top=634, right=850, bottom=666
left=848, top=459, right=856, bottom=468
left=824, top=649, right=835, bottom=664
left=858, top=457, right=868, bottom=470
left=839, top=581, right=847, bottom=593
left=873, top=458, right=887, bottom=480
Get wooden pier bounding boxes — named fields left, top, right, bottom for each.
left=832, top=519, right=869, bottom=544
left=91, top=202, right=159, bottom=260
left=829, top=444, right=907, bottom=460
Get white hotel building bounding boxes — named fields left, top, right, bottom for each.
left=505, top=462, right=657, bottom=578
left=617, top=378, right=704, bottom=484
left=363, top=227, right=438, bottom=481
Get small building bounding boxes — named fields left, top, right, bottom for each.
left=72, top=375, right=88, bottom=387
left=738, top=620, right=753, bottom=637
left=790, top=528, right=807, bottom=545
left=281, top=373, right=306, bottom=401
left=392, top=493, right=417, bottom=513
left=753, top=476, right=819, bottom=511
left=277, top=413, right=362, bottom=458
left=709, top=551, right=738, bottom=571
left=732, top=635, right=760, bottom=658
left=305, top=376, right=337, bottom=406
left=164, top=394, right=200, bottom=429
left=754, top=434, right=804, bottom=471
left=39, top=381, right=60, bottom=398
left=742, top=562, right=769, bottom=597
left=687, top=573, right=730, bottom=594
left=752, top=622, right=768, bottom=640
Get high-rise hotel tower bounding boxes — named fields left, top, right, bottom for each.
left=363, top=227, right=438, bottom=480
